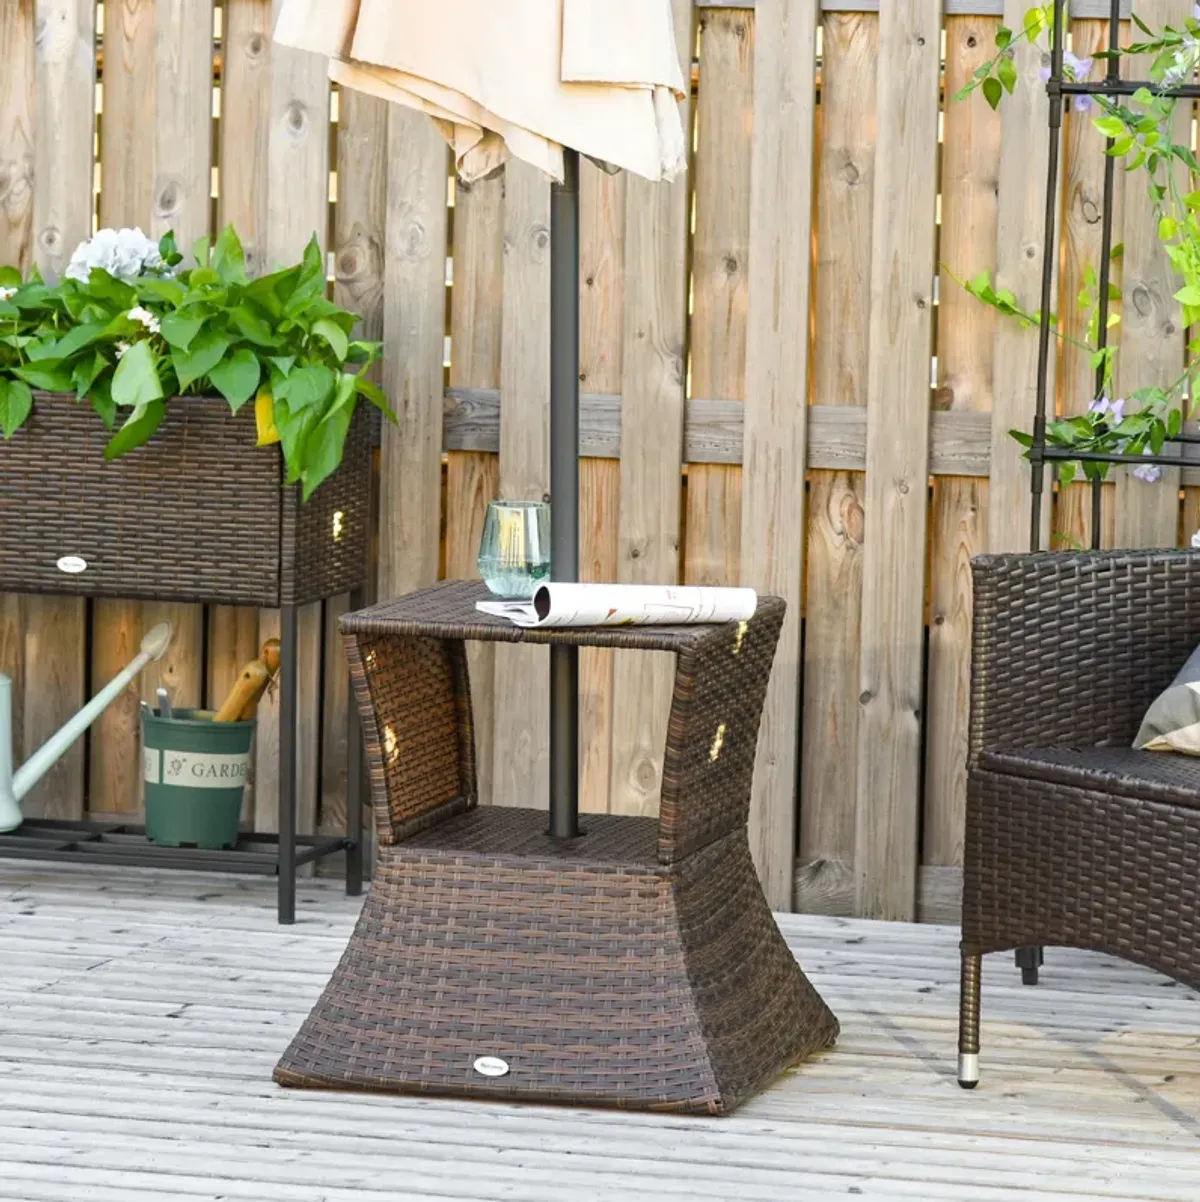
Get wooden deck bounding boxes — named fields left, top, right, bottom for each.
left=0, top=866, right=1197, bottom=1201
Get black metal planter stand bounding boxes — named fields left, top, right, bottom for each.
left=1020, top=0, right=1199, bottom=981
left=0, top=592, right=365, bottom=925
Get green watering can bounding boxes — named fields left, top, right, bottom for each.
left=0, top=622, right=173, bottom=833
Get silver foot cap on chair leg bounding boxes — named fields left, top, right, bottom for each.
left=958, top=1053, right=979, bottom=1089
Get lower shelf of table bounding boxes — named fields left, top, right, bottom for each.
left=0, top=819, right=349, bottom=875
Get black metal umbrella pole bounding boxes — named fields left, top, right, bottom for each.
left=548, top=147, right=581, bottom=838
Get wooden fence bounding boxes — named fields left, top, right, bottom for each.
left=1, top=0, right=1193, bottom=920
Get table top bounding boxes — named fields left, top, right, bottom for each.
left=340, top=580, right=783, bottom=651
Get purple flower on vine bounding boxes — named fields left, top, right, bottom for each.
left=1041, top=51, right=1095, bottom=110
left=1089, top=396, right=1126, bottom=425
left=1132, top=449, right=1164, bottom=483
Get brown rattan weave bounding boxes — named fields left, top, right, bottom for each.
left=958, top=550, right=1200, bottom=1087
left=0, top=392, right=369, bottom=606
left=275, top=582, right=839, bottom=1113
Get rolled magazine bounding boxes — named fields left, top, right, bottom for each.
left=476, top=583, right=758, bottom=629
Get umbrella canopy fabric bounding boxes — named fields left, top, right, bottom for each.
left=274, top=0, right=688, bottom=183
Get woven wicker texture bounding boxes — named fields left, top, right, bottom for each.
left=968, top=550, right=1200, bottom=761
left=0, top=393, right=369, bottom=606
left=959, top=551, right=1200, bottom=1079
left=274, top=815, right=839, bottom=1113
left=277, top=589, right=838, bottom=1113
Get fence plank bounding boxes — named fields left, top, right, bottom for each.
left=990, top=0, right=1055, bottom=555
left=740, top=0, right=817, bottom=909
left=256, top=1, right=329, bottom=838
left=492, top=161, right=551, bottom=810
left=0, top=1, right=34, bottom=808
left=206, top=604, right=259, bottom=824
left=90, top=0, right=156, bottom=817
left=139, top=0, right=213, bottom=765
left=321, top=85, right=387, bottom=845
left=579, top=162, right=626, bottom=814
left=445, top=172, right=503, bottom=805
left=797, top=11, right=876, bottom=917
left=1057, top=20, right=1119, bottom=552
left=610, top=0, right=693, bottom=817
left=217, top=0, right=274, bottom=825
left=1114, top=0, right=1187, bottom=549
left=377, top=105, right=448, bottom=601
left=21, top=0, right=94, bottom=820
left=923, top=14, right=999, bottom=879
left=853, top=0, right=940, bottom=922
left=685, top=7, right=754, bottom=590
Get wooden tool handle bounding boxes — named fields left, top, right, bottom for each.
left=213, top=659, right=271, bottom=722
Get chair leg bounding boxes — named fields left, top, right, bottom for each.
left=1015, top=946, right=1043, bottom=986
left=958, top=950, right=981, bottom=1089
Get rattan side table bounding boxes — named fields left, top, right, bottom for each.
left=274, top=580, right=838, bottom=1114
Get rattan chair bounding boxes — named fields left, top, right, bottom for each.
left=275, top=581, right=839, bottom=1114
left=957, top=549, right=1200, bottom=1088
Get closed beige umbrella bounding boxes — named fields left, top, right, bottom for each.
left=273, top=0, right=687, bottom=183
left=273, top=0, right=688, bottom=838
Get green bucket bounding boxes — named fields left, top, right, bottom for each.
left=141, top=708, right=255, bottom=849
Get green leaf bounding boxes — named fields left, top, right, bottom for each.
left=312, top=317, right=349, bottom=362
left=982, top=76, right=1003, bottom=110
left=996, top=26, right=1012, bottom=50
left=268, top=355, right=296, bottom=377
left=1132, top=10, right=1153, bottom=35
left=997, top=55, right=1018, bottom=95
left=353, top=374, right=396, bottom=421
left=275, top=363, right=335, bottom=411
left=104, top=399, right=165, bottom=459
left=13, top=363, right=73, bottom=391
left=232, top=303, right=279, bottom=347
left=192, top=234, right=212, bottom=271
left=111, top=340, right=164, bottom=408
left=207, top=348, right=261, bottom=413
left=1058, top=461, right=1078, bottom=486
left=0, top=379, right=33, bottom=438
left=72, top=349, right=109, bottom=398
left=211, top=225, right=247, bottom=286
left=273, top=397, right=321, bottom=485
left=1024, top=7, right=1045, bottom=39
left=158, top=230, right=182, bottom=267
left=301, top=403, right=352, bottom=501
left=1169, top=407, right=1184, bottom=438
left=1160, top=216, right=1178, bottom=240
left=90, top=383, right=117, bottom=431
left=51, top=320, right=107, bottom=362
left=1095, top=115, right=1125, bottom=138
left=159, top=311, right=205, bottom=350
left=171, top=329, right=230, bottom=391
left=1175, top=284, right=1200, bottom=306
left=0, top=266, right=21, bottom=289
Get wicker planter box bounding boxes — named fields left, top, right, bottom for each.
left=0, top=392, right=370, bottom=607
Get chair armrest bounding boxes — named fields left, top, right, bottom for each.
left=345, top=631, right=476, bottom=846
left=970, top=550, right=1200, bottom=759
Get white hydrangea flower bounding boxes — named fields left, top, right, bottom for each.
left=0, top=286, right=16, bottom=302
left=128, top=306, right=161, bottom=335
left=65, top=227, right=165, bottom=284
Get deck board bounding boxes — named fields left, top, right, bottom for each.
left=0, top=865, right=1197, bottom=1201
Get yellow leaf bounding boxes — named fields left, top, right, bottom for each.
left=255, top=387, right=279, bottom=446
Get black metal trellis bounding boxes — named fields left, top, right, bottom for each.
left=1031, top=0, right=1197, bottom=553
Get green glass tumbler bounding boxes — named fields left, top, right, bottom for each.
left=478, top=500, right=551, bottom=598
